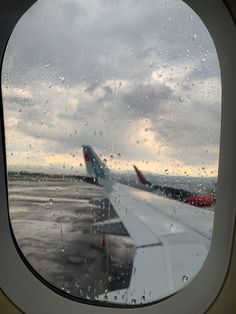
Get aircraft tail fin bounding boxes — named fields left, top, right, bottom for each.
left=82, top=145, right=110, bottom=179
left=133, top=165, right=150, bottom=186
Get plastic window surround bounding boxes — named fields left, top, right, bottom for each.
left=0, top=0, right=236, bottom=313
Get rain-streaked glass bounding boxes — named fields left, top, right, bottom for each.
left=2, top=0, right=220, bottom=306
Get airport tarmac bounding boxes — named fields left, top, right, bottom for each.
left=7, top=172, right=215, bottom=304
left=8, top=174, right=135, bottom=301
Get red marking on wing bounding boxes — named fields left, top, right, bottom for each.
left=185, top=194, right=213, bottom=207
left=83, top=151, right=90, bottom=162
left=134, top=165, right=148, bottom=184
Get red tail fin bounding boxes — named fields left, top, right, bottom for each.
left=133, top=165, right=150, bottom=185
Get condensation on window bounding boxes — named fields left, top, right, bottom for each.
left=2, top=0, right=220, bottom=306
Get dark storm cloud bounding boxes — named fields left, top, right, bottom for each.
left=4, top=0, right=217, bottom=87
left=2, top=0, right=221, bottom=170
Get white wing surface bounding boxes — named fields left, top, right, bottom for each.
left=100, top=183, right=213, bottom=304
left=82, top=146, right=214, bottom=305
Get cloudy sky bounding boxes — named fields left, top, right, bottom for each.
left=2, top=0, right=221, bottom=177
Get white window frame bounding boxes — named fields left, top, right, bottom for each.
left=0, top=0, right=236, bottom=313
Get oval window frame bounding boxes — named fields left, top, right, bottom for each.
left=0, top=0, right=236, bottom=313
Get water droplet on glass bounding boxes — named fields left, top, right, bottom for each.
left=104, top=290, right=108, bottom=301
left=192, top=34, right=197, bottom=41
left=178, top=96, right=184, bottom=102
left=58, top=76, right=65, bottom=84
left=141, top=295, right=145, bottom=303
left=182, top=275, right=189, bottom=283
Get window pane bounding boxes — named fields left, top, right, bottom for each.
left=2, top=0, right=220, bottom=306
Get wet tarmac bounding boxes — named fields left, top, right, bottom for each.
left=8, top=174, right=135, bottom=301
left=7, top=173, right=215, bottom=304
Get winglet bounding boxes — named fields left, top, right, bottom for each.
left=133, top=165, right=150, bottom=186
left=82, top=145, right=110, bottom=179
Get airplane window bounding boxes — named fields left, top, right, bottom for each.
left=1, top=0, right=221, bottom=307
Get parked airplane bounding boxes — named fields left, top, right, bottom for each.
left=133, top=165, right=214, bottom=207
left=82, top=145, right=214, bottom=304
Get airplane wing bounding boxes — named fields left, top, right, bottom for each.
left=82, top=146, right=214, bottom=305
left=133, top=165, right=214, bottom=207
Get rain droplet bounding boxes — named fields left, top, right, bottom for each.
left=182, top=275, right=189, bottom=283
left=104, top=290, right=108, bottom=301
left=192, top=34, right=197, bottom=41
left=141, top=295, right=145, bottom=303
left=178, top=96, right=184, bottom=103
left=84, top=121, right=88, bottom=126
left=58, top=76, right=65, bottom=84
left=98, top=131, right=103, bottom=136
left=145, top=127, right=149, bottom=132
